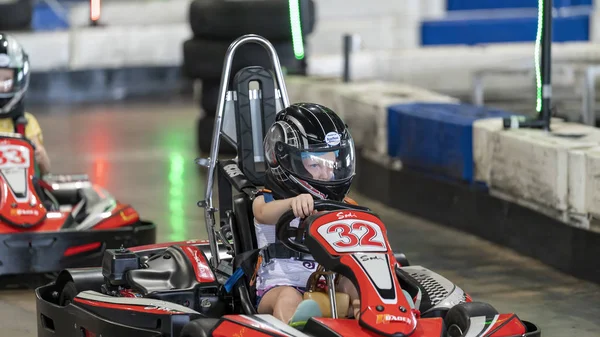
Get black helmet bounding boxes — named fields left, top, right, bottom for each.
left=264, top=102, right=356, bottom=201
left=0, top=33, right=29, bottom=118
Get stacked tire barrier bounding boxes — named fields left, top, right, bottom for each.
left=0, top=0, right=33, bottom=31
left=184, top=0, right=315, bottom=153
left=286, top=75, right=600, bottom=285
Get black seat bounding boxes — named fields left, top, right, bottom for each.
left=215, top=66, right=278, bottom=257
left=232, top=193, right=258, bottom=255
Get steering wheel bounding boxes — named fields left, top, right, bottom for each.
left=276, top=199, right=372, bottom=254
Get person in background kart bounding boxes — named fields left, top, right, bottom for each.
left=0, top=33, right=51, bottom=177
left=252, top=103, right=360, bottom=326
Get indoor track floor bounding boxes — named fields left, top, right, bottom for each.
left=0, top=98, right=599, bottom=337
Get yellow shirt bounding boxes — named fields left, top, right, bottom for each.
left=0, top=112, right=43, bottom=143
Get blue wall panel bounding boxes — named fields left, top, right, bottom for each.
left=387, top=103, right=519, bottom=183
left=447, top=0, right=592, bottom=11
left=421, top=13, right=590, bottom=46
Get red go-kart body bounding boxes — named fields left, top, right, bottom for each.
left=0, top=133, right=156, bottom=277
left=34, top=209, right=539, bottom=337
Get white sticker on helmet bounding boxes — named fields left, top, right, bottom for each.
left=325, top=132, right=341, bottom=146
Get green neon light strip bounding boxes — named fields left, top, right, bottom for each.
left=289, top=0, right=305, bottom=60
left=168, top=152, right=186, bottom=242
left=534, top=0, right=544, bottom=112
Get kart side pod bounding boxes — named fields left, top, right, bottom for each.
left=303, top=265, right=350, bottom=318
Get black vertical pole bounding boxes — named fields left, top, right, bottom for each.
left=343, top=34, right=352, bottom=83
left=502, top=0, right=552, bottom=130
left=540, top=0, right=552, bottom=130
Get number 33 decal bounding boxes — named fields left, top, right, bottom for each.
left=0, top=148, right=27, bottom=165
left=327, top=222, right=385, bottom=249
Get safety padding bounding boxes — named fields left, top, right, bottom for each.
left=337, top=83, right=457, bottom=157
left=387, top=103, right=517, bottom=183
left=421, top=10, right=591, bottom=46
left=485, top=122, right=600, bottom=228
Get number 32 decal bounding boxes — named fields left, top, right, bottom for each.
left=321, top=221, right=387, bottom=253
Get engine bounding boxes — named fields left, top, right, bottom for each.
left=100, top=245, right=227, bottom=318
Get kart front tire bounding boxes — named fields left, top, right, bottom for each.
left=58, top=281, right=78, bottom=306
left=445, top=302, right=499, bottom=337
left=180, top=318, right=221, bottom=337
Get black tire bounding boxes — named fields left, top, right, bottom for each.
left=394, top=253, right=410, bottom=267
left=180, top=318, right=221, bottom=337
left=0, top=0, right=33, bottom=30
left=445, top=302, right=499, bottom=337
left=197, top=116, right=237, bottom=155
left=189, top=0, right=315, bottom=41
left=200, top=79, right=220, bottom=116
left=58, top=281, right=78, bottom=306
left=183, top=37, right=305, bottom=81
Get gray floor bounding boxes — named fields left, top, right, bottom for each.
left=0, top=99, right=598, bottom=337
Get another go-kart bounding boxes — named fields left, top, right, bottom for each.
left=0, top=132, right=156, bottom=278
left=34, top=34, right=540, bottom=337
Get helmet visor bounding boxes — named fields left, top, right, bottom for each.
left=276, top=139, right=356, bottom=183
left=0, top=68, right=14, bottom=94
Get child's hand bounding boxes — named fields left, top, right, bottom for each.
left=290, top=193, right=314, bottom=218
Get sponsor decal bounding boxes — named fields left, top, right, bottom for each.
left=376, top=314, right=412, bottom=325
left=189, top=247, right=214, bottom=281
left=233, top=327, right=247, bottom=337
left=336, top=211, right=357, bottom=220
left=224, top=164, right=243, bottom=178
left=325, top=132, right=341, bottom=146
left=10, top=208, right=39, bottom=216
left=143, top=305, right=183, bottom=313
left=359, top=254, right=385, bottom=262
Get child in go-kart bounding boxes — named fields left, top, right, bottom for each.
left=0, top=33, right=51, bottom=176
left=252, top=102, right=360, bottom=327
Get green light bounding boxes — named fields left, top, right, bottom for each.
left=168, top=152, right=186, bottom=241
left=289, top=0, right=305, bottom=60
left=534, top=0, right=544, bottom=112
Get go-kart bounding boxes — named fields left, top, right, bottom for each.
left=34, top=34, right=540, bottom=337
left=0, top=131, right=156, bottom=278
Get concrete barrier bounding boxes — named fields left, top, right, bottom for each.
left=285, top=76, right=382, bottom=113
left=337, top=84, right=458, bottom=157
left=474, top=120, right=600, bottom=229
left=285, top=76, right=458, bottom=157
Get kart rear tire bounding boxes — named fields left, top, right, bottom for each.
left=189, top=0, right=315, bottom=41
left=180, top=318, right=221, bottom=337
left=200, top=78, right=220, bottom=117
left=183, top=37, right=305, bottom=81
left=445, top=302, right=499, bottom=337
left=197, top=116, right=237, bottom=155
left=58, top=281, right=78, bottom=306
left=0, top=0, right=33, bottom=30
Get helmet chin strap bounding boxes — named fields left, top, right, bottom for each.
left=0, top=86, right=26, bottom=115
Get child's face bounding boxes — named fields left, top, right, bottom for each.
left=0, top=69, right=13, bottom=93
left=302, top=151, right=337, bottom=181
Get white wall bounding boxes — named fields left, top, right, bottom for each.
left=307, top=0, right=445, bottom=54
